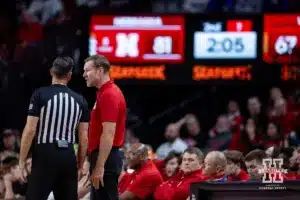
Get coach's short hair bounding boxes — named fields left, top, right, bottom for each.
left=84, top=54, right=110, bottom=73
left=51, top=56, right=74, bottom=78
left=245, top=149, right=267, bottom=163
left=183, top=147, right=204, bottom=161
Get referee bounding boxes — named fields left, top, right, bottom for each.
left=19, top=57, right=90, bottom=200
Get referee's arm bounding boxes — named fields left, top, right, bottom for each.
left=19, top=89, right=41, bottom=168
left=77, top=97, right=90, bottom=170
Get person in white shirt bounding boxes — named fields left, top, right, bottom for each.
left=156, top=123, right=187, bottom=159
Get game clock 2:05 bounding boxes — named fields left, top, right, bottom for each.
left=194, top=32, right=257, bottom=59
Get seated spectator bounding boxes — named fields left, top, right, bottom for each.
left=0, top=129, right=20, bottom=161
left=244, top=149, right=267, bottom=181
left=270, top=98, right=296, bottom=140
left=119, top=143, right=163, bottom=200
left=154, top=151, right=181, bottom=181
left=278, top=147, right=296, bottom=180
left=246, top=97, right=267, bottom=134
left=288, top=148, right=300, bottom=179
left=183, top=114, right=206, bottom=148
left=207, top=115, right=232, bottom=151
left=2, top=156, right=31, bottom=199
left=263, top=122, right=282, bottom=148
left=78, top=159, right=91, bottom=199
left=265, top=146, right=281, bottom=158
left=268, top=87, right=283, bottom=118
left=154, top=147, right=204, bottom=200
left=227, top=100, right=243, bottom=131
left=124, top=128, right=140, bottom=149
left=201, top=151, right=227, bottom=181
left=224, top=150, right=249, bottom=181
left=239, top=118, right=263, bottom=153
left=156, top=124, right=187, bottom=159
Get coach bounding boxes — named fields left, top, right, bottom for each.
left=83, top=54, right=126, bottom=200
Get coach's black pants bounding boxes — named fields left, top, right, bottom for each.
left=89, top=147, right=124, bottom=200
left=26, top=143, right=78, bottom=200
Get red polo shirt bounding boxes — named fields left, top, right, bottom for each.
left=88, top=80, right=126, bottom=152
left=154, top=169, right=203, bottom=200
left=118, top=160, right=163, bottom=199
left=228, top=169, right=249, bottom=181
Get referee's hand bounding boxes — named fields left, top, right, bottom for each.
left=91, top=166, right=104, bottom=189
left=18, top=162, right=27, bottom=183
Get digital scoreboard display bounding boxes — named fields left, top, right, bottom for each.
left=263, top=14, right=300, bottom=64
left=192, top=17, right=258, bottom=60
left=89, top=15, right=184, bottom=64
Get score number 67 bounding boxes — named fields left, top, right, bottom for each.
left=275, top=36, right=297, bottom=55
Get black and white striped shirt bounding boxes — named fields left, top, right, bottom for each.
left=28, top=84, right=90, bottom=144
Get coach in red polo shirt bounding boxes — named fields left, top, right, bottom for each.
left=83, top=54, right=126, bottom=200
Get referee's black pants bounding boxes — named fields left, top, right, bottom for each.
left=89, top=147, right=124, bottom=200
left=26, top=143, right=78, bottom=200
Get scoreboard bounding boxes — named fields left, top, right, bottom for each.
left=192, top=17, right=258, bottom=60
left=89, top=15, right=184, bottom=64
left=86, top=14, right=299, bottom=84
left=263, top=14, right=300, bottom=64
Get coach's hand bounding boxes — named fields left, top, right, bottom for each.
left=91, top=166, right=104, bottom=189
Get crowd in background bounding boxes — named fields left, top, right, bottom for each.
left=1, top=86, right=300, bottom=199
left=1, top=0, right=300, bottom=199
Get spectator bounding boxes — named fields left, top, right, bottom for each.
left=183, top=114, right=207, bottom=149
left=77, top=158, right=91, bottom=199
left=265, top=146, right=281, bottom=158
left=118, top=143, right=163, bottom=200
left=2, top=156, right=31, bottom=199
left=224, top=150, right=249, bottom=181
left=263, top=122, right=282, bottom=149
left=277, top=147, right=294, bottom=176
left=124, top=129, right=140, bottom=149
left=270, top=98, right=296, bottom=141
left=156, top=124, right=187, bottom=159
left=0, top=129, right=20, bottom=161
left=246, top=97, right=267, bottom=134
left=206, top=115, right=232, bottom=151
left=242, top=118, right=263, bottom=151
left=201, top=151, right=227, bottom=181
left=244, top=149, right=267, bottom=181
left=154, top=147, right=204, bottom=200
left=234, top=0, right=263, bottom=13
left=227, top=100, right=243, bottom=131
left=23, top=0, right=63, bottom=24
left=289, top=148, right=300, bottom=179
left=183, top=0, right=210, bottom=13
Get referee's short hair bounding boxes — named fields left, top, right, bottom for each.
left=84, top=54, right=110, bottom=73
left=51, top=56, right=74, bottom=78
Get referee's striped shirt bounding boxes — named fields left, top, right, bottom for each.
left=28, top=84, right=90, bottom=144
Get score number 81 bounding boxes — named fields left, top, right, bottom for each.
left=152, top=36, right=172, bottom=54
